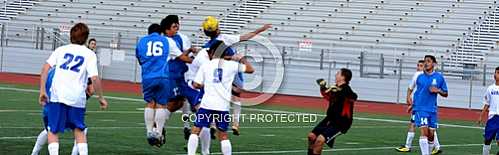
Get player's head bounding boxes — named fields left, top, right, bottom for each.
left=424, top=55, right=437, bottom=72
left=495, top=67, right=499, bottom=81
left=148, top=23, right=161, bottom=35
left=70, top=23, right=89, bottom=45
left=417, top=60, right=424, bottom=71
left=207, top=40, right=229, bottom=60
left=336, top=68, right=352, bottom=85
left=160, top=15, right=179, bottom=37
left=202, top=16, right=220, bottom=38
left=87, top=38, right=96, bottom=51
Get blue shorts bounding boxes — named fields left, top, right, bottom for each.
left=484, top=115, right=499, bottom=141
left=45, top=102, right=86, bottom=134
left=180, top=80, right=201, bottom=107
left=141, top=78, right=173, bottom=105
left=194, top=108, right=230, bottom=132
left=233, top=72, right=244, bottom=88
left=414, top=111, right=438, bottom=128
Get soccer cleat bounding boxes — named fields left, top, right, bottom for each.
left=146, top=132, right=160, bottom=147
left=183, top=127, right=191, bottom=140
left=431, top=149, right=442, bottom=155
left=232, top=125, right=240, bottom=136
left=395, top=145, right=411, bottom=152
left=210, top=127, right=216, bottom=140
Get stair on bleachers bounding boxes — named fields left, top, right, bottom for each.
left=0, top=0, right=38, bottom=20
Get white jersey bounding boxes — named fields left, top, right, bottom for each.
left=194, top=58, right=246, bottom=111
left=185, top=48, right=210, bottom=81
left=46, top=44, right=98, bottom=108
left=216, top=34, right=240, bottom=46
left=166, top=37, right=183, bottom=60
left=177, top=32, right=192, bottom=52
left=484, top=84, right=499, bottom=119
left=408, top=71, right=423, bottom=100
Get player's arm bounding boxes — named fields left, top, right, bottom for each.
left=232, top=54, right=254, bottom=74
left=239, top=24, right=272, bottom=41
left=192, top=64, right=206, bottom=89
left=39, top=63, right=51, bottom=106
left=168, top=37, right=193, bottom=63
left=87, top=54, right=108, bottom=110
left=430, top=77, right=448, bottom=97
left=478, top=104, right=490, bottom=126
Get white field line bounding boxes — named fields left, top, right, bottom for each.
left=0, top=86, right=484, bottom=130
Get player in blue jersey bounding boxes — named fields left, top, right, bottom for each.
left=408, top=55, right=448, bottom=155
left=201, top=16, right=272, bottom=136
left=478, top=67, right=499, bottom=155
left=136, top=23, right=191, bottom=147
left=160, top=15, right=199, bottom=142
left=39, top=23, right=108, bottom=155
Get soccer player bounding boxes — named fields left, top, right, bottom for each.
left=187, top=40, right=255, bottom=155
left=307, top=68, right=358, bottom=155
left=478, top=67, right=499, bottom=155
left=160, top=15, right=198, bottom=141
left=31, top=67, right=94, bottom=155
left=39, top=23, right=108, bottom=155
left=201, top=16, right=272, bottom=135
left=136, top=23, right=190, bottom=147
left=410, top=55, right=448, bottom=155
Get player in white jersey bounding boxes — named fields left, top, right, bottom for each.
left=202, top=16, right=272, bottom=136
left=479, top=67, right=499, bottom=155
left=39, top=23, right=108, bottom=155
left=397, top=60, right=442, bottom=154
left=187, top=40, right=255, bottom=155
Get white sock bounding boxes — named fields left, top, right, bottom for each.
left=187, top=134, right=199, bottom=155
left=433, top=131, right=440, bottom=150
left=221, top=140, right=232, bottom=155
left=144, top=108, right=155, bottom=134
left=31, top=130, right=48, bottom=155
left=77, top=143, right=88, bottom=155
left=405, top=131, right=415, bottom=148
left=182, top=102, right=191, bottom=128
left=483, top=144, right=491, bottom=155
left=232, top=103, right=241, bottom=125
left=429, top=141, right=435, bottom=153
left=155, top=109, right=170, bottom=136
left=200, top=127, right=211, bottom=155
left=419, top=137, right=429, bottom=155
left=71, top=141, right=78, bottom=155
left=48, top=142, right=59, bottom=155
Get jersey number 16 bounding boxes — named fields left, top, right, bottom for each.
left=146, top=41, right=163, bottom=56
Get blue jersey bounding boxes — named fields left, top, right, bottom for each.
left=168, top=34, right=188, bottom=80
left=413, top=72, right=448, bottom=112
left=135, top=33, right=170, bottom=80
left=46, top=68, right=56, bottom=98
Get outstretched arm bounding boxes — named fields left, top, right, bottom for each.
left=239, top=24, right=272, bottom=41
left=39, top=63, right=51, bottom=106
left=316, top=79, right=331, bottom=101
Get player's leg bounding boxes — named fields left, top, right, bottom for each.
left=312, top=135, right=326, bottom=154
left=182, top=100, right=192, bottom=140
left=142, top=79, right=158, bottom=141
left=231, top=91, right=242, bottom=136
left=215, top=110, right=231, bottom=155
left=414, top=111, right=431, bottom=155
left=428, top=112, right=442, bottom=155
left=31, top=129, right=48, bottom=155
left=307, top=132, right=317, bottom=155
left=483, top=116, right=498, bottom=155
left=396, top=121, right=416, bottom=152
left=69, top=106, right=88, bottom=155
left=45, top=102, right=67, bottom=155
left=200, top=127, right=212, bottom=155
left=431, top=130, right=442, bottom=154
left=188, top=108, right=211, bottom=155
left=71, top=128, right=88, bottom=155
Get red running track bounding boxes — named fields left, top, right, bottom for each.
left=0, top=72, right=480, bottom=121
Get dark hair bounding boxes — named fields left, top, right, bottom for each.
left=70, top=23, right=89, bottom=45
left=496, top=66, right=499, bottom=72
left=418, top=60, right=424, bottom=64
left=424, top=55, right=437, bottom=64
left=207, top=40, right=228, bottom=58
left=148, top=23, right=161, bottom=34
left=340, top=68, right=352, bottom=84
left=204, top=30, right=218, bottom=39
left=160, top=15, right=179, bottom=33
left=88, top=38, right=96, bottom=44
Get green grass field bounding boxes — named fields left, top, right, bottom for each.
left=0, top=83, right=492, bottom=155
